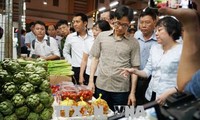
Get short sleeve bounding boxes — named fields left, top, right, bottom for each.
left=50, top=38, right=60, bottom=57
left=143, top=45, right=154, bottom=77
left=131, top=39, right=140, bottom=67
left=83, top=40, right=89, bottom=54
left=90, top=34, right=101, bottom=58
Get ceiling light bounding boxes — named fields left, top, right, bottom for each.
left=109, top=1, right=119, bottom=8
left=133, top=11, right=137, bottom=15
left=23, top=2, right=26, bottom=10
left=159, top=16, right=164, bottom=19
left=131, top=21, right=135, bottom=24
left=43, top=0, right=47, bottom=5
left=98, top=7, right=106, bottom=12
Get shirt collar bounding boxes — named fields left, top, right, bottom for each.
left=44, top=35, right=48, bottom=39
left=136, top=30, right=157, bottom=42
left=36, top=34, right=48, bottom=42
left=108, top=30, right=129, bottom=41
left=76, top=29, right=93, bottom=37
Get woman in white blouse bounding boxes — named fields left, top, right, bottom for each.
left=120, top=16, right=183, bottom=105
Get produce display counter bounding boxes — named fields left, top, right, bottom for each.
left=52, top=98, right=114, bottom=120
left=0, top=58, right=157, bottom=120
left=50, top=82, right=114, bottom=120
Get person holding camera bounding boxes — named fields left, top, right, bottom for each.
left=120, top=16, right=183, bottom=105
left=159, top=0, right=200, bottom=98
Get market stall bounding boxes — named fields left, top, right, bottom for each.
left=0, top=58, right=112, bottom=120
left=51, top=82, right=113, bottom=120
left=0, top=58, right=53, bottom=120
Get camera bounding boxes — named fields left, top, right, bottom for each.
left=108, top=92, right=200, bottom=120
left=148, top=0, right=194, bottom=9
left=145, top=92, right=200, bottom=120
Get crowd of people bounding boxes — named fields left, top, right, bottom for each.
left=16, top=0, right=200, bottom=112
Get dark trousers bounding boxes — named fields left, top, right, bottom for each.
left=95, top=87, right=129, bottom=111
left=145, top=91, right=156, bottom=103
left=21, top=46, right=28, bottom=54
left=85, top=74, right=98, bottom=98
left=135, top=76, right=151, bottom=105
left=72, top=67, right=86, bottom=85
left=27, top=50, right=30, bottom=57
left=150, top=91, right=156, bottom=101
left=84, top=74, right=97, bottom=85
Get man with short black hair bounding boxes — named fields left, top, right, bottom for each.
left=30, top=21, right=60, bottom=60
left=88, top=5, right=140, bottom=111
left=56, top=20, right=70, bottom=54
left=63, top=13, right=94, bottom=84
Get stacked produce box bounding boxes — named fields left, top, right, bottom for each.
left=47, top=60, right=74, bottom=76
left=52, top=82, right=110, bottom=119
left=47, top=60, right=74, bottom=85
left=0, top=58, right=54, bottom=120
left=60, top=83, right=93, bottom=101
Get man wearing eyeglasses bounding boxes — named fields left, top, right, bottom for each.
left=88, top=5, right=140, bottom=111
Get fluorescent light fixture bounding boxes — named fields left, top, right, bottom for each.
left=111, top=8, right=116, bottom=11
left=143, top=7, right=147, bottom=12
left=43, top=0, right=47, bottom=5
left=98, top=7, right=106, bottom=12
left=23, top=2, right=26, bottom=10
left=131, top=21, right=135, bottom=24
left=159, top=15, right=164, bottom=19
left=133, top=11, right=137, bottom=15
left=109, top=1, right=119, bottom=8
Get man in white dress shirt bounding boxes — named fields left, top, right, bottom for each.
left=30, top=21, right=60, bottom=60
left=63, top=13, right=94, bottom=84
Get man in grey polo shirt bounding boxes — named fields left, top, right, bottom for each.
left=88, top=5, right=140, bottom=111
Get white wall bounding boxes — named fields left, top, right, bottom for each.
left=0, top=14, right=6, bottom=61
left=0, top=14, right=18, bottom=60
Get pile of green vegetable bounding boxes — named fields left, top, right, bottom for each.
left=0, top=58, right=54, bottom=120
left=47, top=60, right=74, bottom=76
